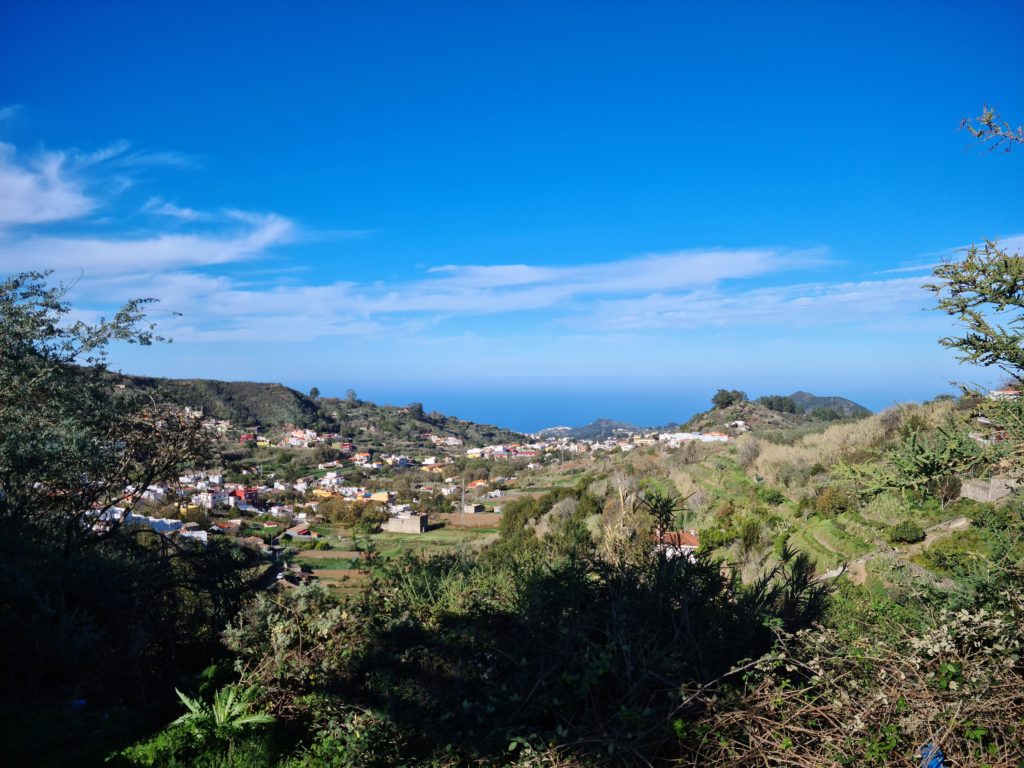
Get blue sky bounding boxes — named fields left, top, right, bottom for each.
left=1, top=1, right=1022, bottom=431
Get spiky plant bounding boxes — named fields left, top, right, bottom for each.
left=173, top=684, right=275, bottom=765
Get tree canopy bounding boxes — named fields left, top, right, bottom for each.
left=0, top=271, right=211, bottom=556
left=711, top=388, right=747, bottom=409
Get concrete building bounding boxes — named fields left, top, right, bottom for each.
left=383, top=513, right=429, bottom=533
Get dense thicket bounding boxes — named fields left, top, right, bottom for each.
left=0, top=273, right=262, bottom=765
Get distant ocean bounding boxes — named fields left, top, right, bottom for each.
left=338, top=388, right=726, bottom=434
left=320, top=384, right=950, bottom=435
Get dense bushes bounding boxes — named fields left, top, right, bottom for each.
left=676, top=586, right=1024, bottom=766
left=887, top=520, right=926, bottom=544
left=116, top=535, right=831, bottom=767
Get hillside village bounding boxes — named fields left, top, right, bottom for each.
left=106, top=381, right=1024, bottom=601
left=107, top=389, right=756, bottom=577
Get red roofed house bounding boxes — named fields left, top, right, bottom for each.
left=658, top=530, right=700, bottom=560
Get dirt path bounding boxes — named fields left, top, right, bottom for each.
left=435, top=512, right=502, bottom=528
left=817, top=516, right=971, bottom=585
left=900, top=516, right=970, bottom=557
left=314, top=569, right=369, bottom=581
left=298, top=549, right=366, bottom=559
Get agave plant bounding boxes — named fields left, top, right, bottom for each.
left=173, top=684, right=275, bottom=764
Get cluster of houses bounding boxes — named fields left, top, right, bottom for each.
left=463, top=429, right=735, bottom=462
left=239, top=427, right=343, bottom=449
left=87, top=407, right=725, bottom=577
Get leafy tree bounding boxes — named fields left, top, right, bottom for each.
left=0, top=271, right=261, bottom=742
left=928, top=239, right=1024, bottom=377
left=0, top=271, right=210, bottom=557
left=757, top=394, right=799, bottom=413
left=927, top=107, right=1024, bottom=463
left=309, top=386, right=320, bottom=400
left=960, top=104, right=1024, bottom=152
left=712, top=388, right=748, bottom=409
left=640, top=488, right=684, bottom=541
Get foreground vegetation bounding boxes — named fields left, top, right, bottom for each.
left=6, top=271, right=1024, bottom=766
left=5, top=108, right=1024, bottom=768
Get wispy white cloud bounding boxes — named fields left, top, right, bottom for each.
left=0, top=131, right=994, bottom=355
left=0, top=105, right=23, bottom=123
left=54, top=246, right=842, bottom=343
left=572, top=276, right=935, bottom=331
left=3, top=211, right=296, bottom=274
left=428, top=247, right=826, bottom=293
left=876, top=263, right=937, bottom=274
left=142, top=196, right=207, bottom=221
left=0, top=143, right=96, bottom=225
left=0, top=136, right=201, bottom=229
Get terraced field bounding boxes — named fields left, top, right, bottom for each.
left=291, top=519, right=499, bottom=591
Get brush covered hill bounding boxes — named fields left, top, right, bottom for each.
left=118, top=374, right=319, bottom=428
left=113, top=374, right=523, bottom=448
left=318, top=396, right=523, bottom=449
left=684, top=391, right=871, bottom=434
left=788, top=390, right=872, bottom=418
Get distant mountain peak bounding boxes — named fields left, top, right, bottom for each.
left=538, top=418, right=643, bottom=440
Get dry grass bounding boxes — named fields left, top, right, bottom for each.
left=679, top=597, right=1024, bottom=767
left=754, top=401, right=957, bottom=489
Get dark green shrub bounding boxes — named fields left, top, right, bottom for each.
left=887, top=521, right=926, bottom=544
left=739, top=518, right=765, bottom=555
left=756, top=486, right=786, bottom=506
left=698, top=526, right=737, bottom=551
left=223, top=545, right=830, bottom=765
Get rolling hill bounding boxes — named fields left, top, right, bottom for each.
left=112, top=373, right=524, bottom=448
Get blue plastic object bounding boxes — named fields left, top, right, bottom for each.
left=919, top=742, right=947, bottom=768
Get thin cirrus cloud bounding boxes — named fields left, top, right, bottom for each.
left=142, top=196, right=207, bottom=221
left=98, top=246, right=857, bottom=345
left=64, top=246, right=825, bottom=344
left=0, top=127, right=966, bottom=349
left=0, top=133, right=297, bottom=275
left=3, top=212, right=296, bottom=274
left=577, top=276, right=938, bottom=331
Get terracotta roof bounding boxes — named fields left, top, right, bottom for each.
left=661, top=530, right=700, bottom=549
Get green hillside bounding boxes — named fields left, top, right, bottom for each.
left=113, top=373, right=524, bottom=447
